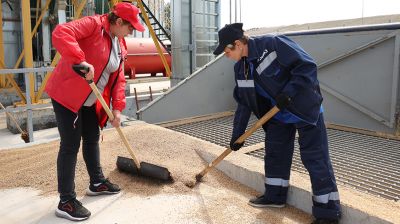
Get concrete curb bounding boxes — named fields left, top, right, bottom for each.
left=195, top=147, right=398, bottom=224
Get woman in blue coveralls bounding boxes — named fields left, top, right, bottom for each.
left=213, top=23, right=341, bottom=224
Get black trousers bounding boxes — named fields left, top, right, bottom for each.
left=52, top=99, right=105, bottom=202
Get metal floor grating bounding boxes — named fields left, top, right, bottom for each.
left=166, top=115, right=400, bottom=201
left=167, top=115, right=265, bottom=147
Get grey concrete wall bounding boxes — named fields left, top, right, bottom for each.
left=6, top=106, right=56, bottom=134
left=0, top=89, right=22, bottom=107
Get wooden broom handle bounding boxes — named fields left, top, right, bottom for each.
left=0, top=101, right=25, bottom=134
left=88, top=82, right=142, bottom=169
left=197, top=106, right=280, bottom=179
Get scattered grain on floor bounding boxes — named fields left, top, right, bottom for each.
left=0, top=123, right=311, bottom=223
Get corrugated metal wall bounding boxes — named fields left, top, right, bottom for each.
left=285, top=25, right=400, bottom=134
left=171, top=0, right=220, bottom=85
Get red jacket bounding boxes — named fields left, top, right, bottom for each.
left=46, top=14, right=127, bottom=128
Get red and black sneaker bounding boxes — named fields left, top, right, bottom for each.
left=55, top=198, right=91, bottom=221
left=86, top=179, right=121, bottom=196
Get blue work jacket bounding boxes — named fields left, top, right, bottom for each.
left=231, top=35, right=323, bottom=140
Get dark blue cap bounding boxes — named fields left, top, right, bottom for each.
left=213, top=23, right=244, bottom=55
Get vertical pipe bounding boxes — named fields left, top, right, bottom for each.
left=34, top=0, right=40, bottom=68
left=24, top=73, right=34, bottom=142
left=361, top=0, right=365, bottom=25
left=134, top=87, right=139, bottom=110
left=229, top=0, right=231, bottom=24
left=152, top=0, right=156, bottom=35
left=36, top=0, right=41, bottom=24
left=149, top=86, right=153, bottom=101
left=159, top=0, right=162, bottom=36
left=234, top=0, right=236, bottom=22
left=58, top=0, right=67, bottom=24
left=189, top=0, right=194, bottom=73
left=22, top=0, right=36, bottom=103
left=41, top=0, right=51, bottom=65
left=217, top=0, right=220, bottom=28
left=158, top=0, right=161, bottom=35
left=239, top=0, right=241, bottom=22
left=0, top=1, right=5, bottom=87
left=153, top=0, right=156, bottom=18
left=392, top=34, right=400, bottom=135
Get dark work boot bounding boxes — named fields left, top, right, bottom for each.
left=248, top=195, right=285, bottom=208
left=311, top=218, right=339, bottom=224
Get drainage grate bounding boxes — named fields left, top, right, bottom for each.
left=165, top=115, right=400, bottom=201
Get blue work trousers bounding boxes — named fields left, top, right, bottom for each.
left=263, top=113, right=341, bottom=220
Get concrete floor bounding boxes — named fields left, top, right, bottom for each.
left=0, top=113, right=60, bottom=150
left=0, top=188, right=209, bottom=224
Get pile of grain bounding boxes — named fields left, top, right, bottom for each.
left=0, top=123, right=311, bottom=223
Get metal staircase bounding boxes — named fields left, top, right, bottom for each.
left=138, top=1, right=171, bottom=54
left=108, top=0, right=172, bottom=77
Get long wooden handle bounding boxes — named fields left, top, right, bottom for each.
left=235, top=106, right=280, bottom=144
left=88, top=82, right=142, bottom=169
left=196, top=106, right=280, bottom=179
left=0, top=101, right=24, bottom=134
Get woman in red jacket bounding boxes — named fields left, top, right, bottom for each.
left=46, top=3, right=145, bottom=221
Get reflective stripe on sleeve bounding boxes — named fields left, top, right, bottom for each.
left=256, top=51, right=277, bottom=74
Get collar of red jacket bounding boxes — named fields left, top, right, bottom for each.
left=100, top=14, right=111, bottom=35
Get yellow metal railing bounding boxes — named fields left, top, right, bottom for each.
left=21, top=0, right=35, bottom=103
left=0, top=0, right=53, bottom=103
left=2, top=0, right=170, bottom=104
left=36, top=0, right=87, bottom=101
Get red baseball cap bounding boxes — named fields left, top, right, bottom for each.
left=113, top=3, right=145, bottom=32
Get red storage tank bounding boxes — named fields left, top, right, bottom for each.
left=124, top=37, right=171, bottom=79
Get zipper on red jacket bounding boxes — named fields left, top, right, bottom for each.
left=72, top=28, right=113, bottom=129
left=101, top=57, right=124, bottom=128
left=79, top=28, right=113, bottom=110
